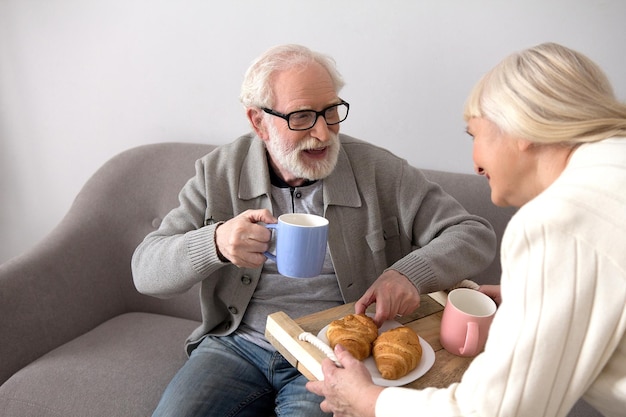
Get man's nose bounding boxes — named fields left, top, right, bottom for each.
left=309, top=115, right=332, bottom=142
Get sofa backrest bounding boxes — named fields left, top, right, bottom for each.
left=86, top=142, right=215, bottom=321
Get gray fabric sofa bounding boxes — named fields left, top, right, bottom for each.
left=0, top=142, right=600, bottom=416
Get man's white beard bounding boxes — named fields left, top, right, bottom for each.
left=265, top=121, right=340, bottom=181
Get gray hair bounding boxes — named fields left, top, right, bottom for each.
left=240, top=44, right=345, bottom=109
left=464, top=42, right=626, bottom=144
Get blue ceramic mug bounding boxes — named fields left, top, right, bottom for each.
left=264, top=213, right=329, bottom=278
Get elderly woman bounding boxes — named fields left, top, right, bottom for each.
left=307, top=42, right=626, bottom=417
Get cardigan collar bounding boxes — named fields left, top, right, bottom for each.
left=238, top=135, right=362, bottom=209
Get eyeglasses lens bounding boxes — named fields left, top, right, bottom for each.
left=288, top=103, right=348, bottom=130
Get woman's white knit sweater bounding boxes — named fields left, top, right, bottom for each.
left=376, top=137, right=626, bottom=417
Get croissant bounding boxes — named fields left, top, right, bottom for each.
left=326, top=314, right=378, bottom=360
left=373, top=326, right=422, bottom=380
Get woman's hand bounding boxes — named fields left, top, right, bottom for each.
left=478, top=284, right=502, bottom=305
left=306, top=344, right=383, bottom=417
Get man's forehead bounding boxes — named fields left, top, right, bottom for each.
left=271, top=64, right=338, bottom=111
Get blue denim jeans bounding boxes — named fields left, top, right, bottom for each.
left=152, top=334, right=330, bottom=417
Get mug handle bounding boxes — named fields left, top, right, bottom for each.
left=460, top=322, right=479, bottom=356
left=263, top=224, right=277, bottom=261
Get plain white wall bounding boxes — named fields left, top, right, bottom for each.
left=1, top=0, right=625, bottom=263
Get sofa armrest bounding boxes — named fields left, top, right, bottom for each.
left=0, top=216, right=128, bottom=385
left=0, top=143, right=215, bottom=386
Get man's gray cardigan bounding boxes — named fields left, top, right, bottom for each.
left=131, top=133, right=496, bottom=354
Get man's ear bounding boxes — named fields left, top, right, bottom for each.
left=247, top=107, right=269, bottom=140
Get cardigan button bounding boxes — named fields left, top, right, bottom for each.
left=228, top=306, right=238, bottom=315
left=241, top=275, right=252, bottom=285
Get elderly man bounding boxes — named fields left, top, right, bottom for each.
left=132, top=44, right=496, bottom=417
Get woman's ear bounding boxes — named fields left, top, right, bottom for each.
left=516, top=138, right=534, bottom=152
left=247, top=108, right=269, bottom=140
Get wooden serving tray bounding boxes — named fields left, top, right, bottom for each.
left=265, top=295, right=446, bottom=382
left=265, top=311, right=328, bottom=381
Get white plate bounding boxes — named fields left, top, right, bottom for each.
left=317, top=316, right=435, bottom=387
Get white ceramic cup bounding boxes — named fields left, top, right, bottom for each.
left=440, top=288, right=497, bottom=357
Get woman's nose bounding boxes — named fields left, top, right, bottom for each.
left=475, top=165, right=485, bottom=176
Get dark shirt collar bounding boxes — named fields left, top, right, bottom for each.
left=267, top=152, right=317, bottom=188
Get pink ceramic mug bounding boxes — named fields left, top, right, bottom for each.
left=440, top=288, right=497, bottom=357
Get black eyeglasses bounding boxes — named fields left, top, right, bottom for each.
left=262, top=100, right=350, bottom=131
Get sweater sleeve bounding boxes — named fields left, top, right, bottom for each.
left=389, top=162, right=497, bottom=294
left=376, top=208, right=626, bottom=417
left=131, top=158, right=227, bottom=298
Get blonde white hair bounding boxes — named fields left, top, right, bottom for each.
left=464, top=42, right=626, bottom=144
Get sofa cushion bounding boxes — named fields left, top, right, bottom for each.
left=0, top=312, right=199, bottom=417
